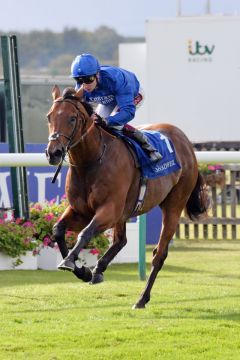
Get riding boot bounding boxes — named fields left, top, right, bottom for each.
left=124, top=126, right=163, bottom=162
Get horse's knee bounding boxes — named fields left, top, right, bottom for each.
left=52, top=221, right=66, bottom=240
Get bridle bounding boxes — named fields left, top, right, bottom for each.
left=48, top=98, right=95, bottom=150
left=48, top=97, right=101, bottom=183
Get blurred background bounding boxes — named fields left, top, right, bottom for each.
left=1, top=0, right=240, bottom=144
left=1, top=0, right=240, bottom=241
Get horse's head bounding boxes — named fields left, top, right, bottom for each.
left=46, top=85, right=94, bottom=165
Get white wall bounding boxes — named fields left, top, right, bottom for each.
left=146, top=16, right=240, bottom=142
left=119, top=43, right=149, bottom=126
left=120, top=16, right=240, bottom=142
left=112, top=223, right=139, bottom=264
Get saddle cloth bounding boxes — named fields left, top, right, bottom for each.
left=115, top=129, right=181, bottom=179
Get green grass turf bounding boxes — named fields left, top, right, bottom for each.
left=0, top=240, right=239, bottom=360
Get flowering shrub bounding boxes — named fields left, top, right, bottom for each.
left=0, top=197, right=110, bottom=263
left=29, top=198, right=67, bottom=247
left=0, top=214, right=39, bottom=266
left=198, top=163, right=224, bottom=175
left=29, top=197, right=110, bottom=257
left=84, top=233, right=110, bottom=257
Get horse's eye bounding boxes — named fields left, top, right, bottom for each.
left=69, top=117, right=76, bottom=125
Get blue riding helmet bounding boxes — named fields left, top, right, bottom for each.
left=71, top=54, right=100, bottom=77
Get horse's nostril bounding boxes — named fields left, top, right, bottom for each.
left=54, top=149, right=63, bottom=158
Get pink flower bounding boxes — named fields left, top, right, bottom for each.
left=44, top=213, right=54, bottom=221
left=48, top=198, right=56, bottom=205
left=23, top=221, right=34, bottom=227
left=66, top=230, right=74, bottom=237
left=15, top=217, right=23, bottom=225
left=0, top=219, right=4, bottom=224
left=61, top=194, right=67, bottom=200
left=89, top=248, right=100, bottom=255
left=207, top=164, right=223, bottom=172
left=24, top=237, right=31, bottom=245
left=32, top=203, right=42, bottom=210
left=32, top=248, right=40, bottom=256
left=43, top=236, right=51, bottom=246
left=208, top=165, right=215, bottom=171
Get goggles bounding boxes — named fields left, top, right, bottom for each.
left=74, top=75, right=96, bottom=85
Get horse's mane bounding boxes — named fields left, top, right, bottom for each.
left=62, top=87, right=94, bottom=117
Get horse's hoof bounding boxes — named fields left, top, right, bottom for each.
left=57, top=259, right=75, bottom=272
left=73, top=265, right=92, bottom=282
left=82, top=266, right=93, bottom=282
left=132, top=301, right=146, bottom=309
left=89, top=272, right=104, bottom=285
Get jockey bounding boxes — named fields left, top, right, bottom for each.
left=71, top=53, right=162, bottom=162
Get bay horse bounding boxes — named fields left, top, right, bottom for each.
left=46, top=85, right=209, bottom=309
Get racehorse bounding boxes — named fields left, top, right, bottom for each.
left=46, top=85, right=209, bottom=309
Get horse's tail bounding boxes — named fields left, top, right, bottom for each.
left=185, top=172, right=210, bottom=221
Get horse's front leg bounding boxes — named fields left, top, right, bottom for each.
left=90, top=222, right=127, bottom=284
left=53, top=206, right=92, bottom=282
left=58, top=203, right=115, bottom=275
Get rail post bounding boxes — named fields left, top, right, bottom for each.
left=139, top=214, right=146, bottom=280
left=0, top=80, right=6, bottom=142
left=1, top=35, right=29, bottom=218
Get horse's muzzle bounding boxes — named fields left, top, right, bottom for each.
left=45, top=147, right=63, bottom=166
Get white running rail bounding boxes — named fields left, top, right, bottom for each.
left=0, top=151, right=240, bottom=167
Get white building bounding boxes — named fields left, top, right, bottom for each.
left=119, top=16, right=240, bottom=143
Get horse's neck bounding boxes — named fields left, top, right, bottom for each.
left=68, top=125, right=108, bottom=167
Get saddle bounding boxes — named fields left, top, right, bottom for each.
left=97, top=124, right=181, bottom=179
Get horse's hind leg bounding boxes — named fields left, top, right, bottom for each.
left=133, top=197, right=187, bottom=309
left=90, top=222, right=127, bottom=284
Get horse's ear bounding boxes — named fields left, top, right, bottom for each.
left=75, top=85, right=84, bottom=99
left=52, top=85, right=61, bottom=100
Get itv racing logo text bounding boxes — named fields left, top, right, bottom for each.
left=187, top=39, right=215, bottom=63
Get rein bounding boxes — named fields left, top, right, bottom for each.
left=49, top=97, right=104, bottom=183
